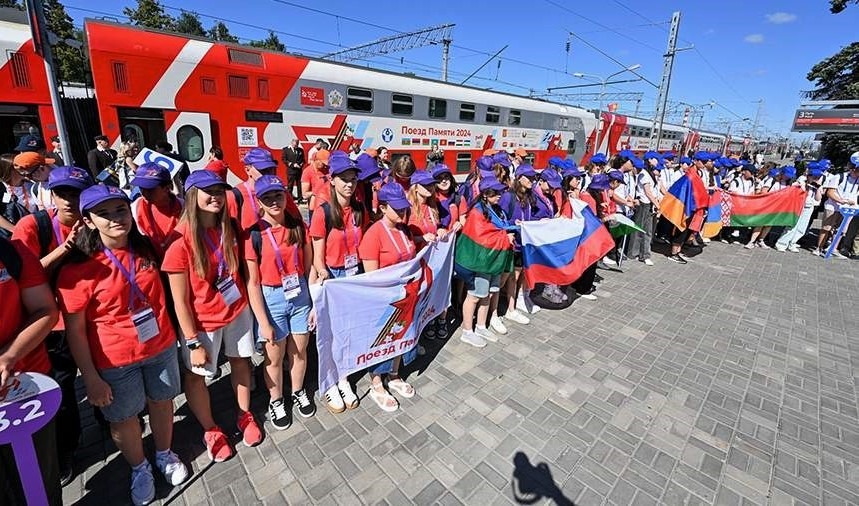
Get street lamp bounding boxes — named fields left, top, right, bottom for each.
left=573, top=64, right=641, bottom=156
left=723, top=117, right=751, bottom=155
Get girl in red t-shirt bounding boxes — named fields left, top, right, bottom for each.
left=131, top=162, right=183, bottom=260
left=357, top=182, right=418, bottom=412
left=309, top=158, right=366, bottom=413
left=245, top=175, right=315, bottom=431
left=58, top=185, right=187, bottom=505
left=162, top=170, right=260, bottom=463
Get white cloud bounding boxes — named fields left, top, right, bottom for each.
left=744, top=34, right=764, bottom=43
left=766, top=12, right=797, bottom=24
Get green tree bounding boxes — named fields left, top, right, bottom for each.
left=207, top=21, right=238, bottom=43
left=249, top=32, right=285, bottom=52
left=805, top=6, right=859, bottom=166
left=830, top=0, right=859, bottom=13
left=0, top=0, right=23, bottom=9
left=44, top=0, right=87, bottom=83
left=123, top=0, right=174, bottom=31
left=174, top=10, right=206, bottom=37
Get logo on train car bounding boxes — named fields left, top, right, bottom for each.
left=328, top=90, right=343, bottom=109
left=381, top=128, right=394, bottom=143
left=300, top=87, right=324, bottom=107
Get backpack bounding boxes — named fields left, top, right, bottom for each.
left=0, top=192, right=30, bottom=238
left=0, top=235, right=22, bottom=281
left=31, top=210, right=53, bottom=258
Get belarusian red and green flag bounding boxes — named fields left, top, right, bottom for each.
left=702, top=187, right=806, bottom=237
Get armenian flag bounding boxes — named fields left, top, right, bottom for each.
left=723, top=187, right=805, bottom=227
left=454, top=206, right=514, bottom=275
left=701, top=191, right=724, bottom=238
left=659, top=170, right=709, bottom=231
left=520, top=206, right=615, bottom=289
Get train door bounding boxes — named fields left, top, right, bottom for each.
left=166, top=112, right=211, bottom=171
left=117, top=107, right=165, bottom=148
left=0, top=103, right=40, bottom=154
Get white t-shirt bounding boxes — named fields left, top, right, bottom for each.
left=796, top=176, right=822, bottom=208
left=729, top=177, right=755, bottom=196
left=823, top=172, right=859, bottom=211
left=636, top=171, right=656, bottom=204
left=661, top=168, right=682, bottom=191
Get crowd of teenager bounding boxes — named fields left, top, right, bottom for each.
left=2, top=135, right=858, bottom=505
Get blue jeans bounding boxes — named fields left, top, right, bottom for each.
left=256, top=279, right=312, bottom=342
left=776, top=205, right=814, bottom=249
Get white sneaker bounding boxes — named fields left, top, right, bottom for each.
left=643, top=258, right=654, bottom=266
left=324, top=385, right=345, bottom=414
left=787, top=245, right=800, bottom=253
left=475, top=326, right=498, bottom=343
left=578, top=293, right=598, bottom=301
left=602, top=256, right=617, bottom=266
left=489, top=316, right=508, bottom=335
left=518, top=294, right=541, bottom=314
left=130, top=461, right=155, bottom=506
left=155, top=450, right=189, bottom=486
left=811, top=248, right=822, bottom=256
left=775, top=244, right=787, bottom=252
left=832, top=249, right=847, bottom=259
left=504, top=308, right=530, bottom=325
left=338, top=379, right=359, bottom=409
left=459, top=330, right=487, bottom=348
left=744, top=242, right=755, bottom=249
left=701, top=237, right=711, bottom=243
left=757, top=241, right=770, bottom=249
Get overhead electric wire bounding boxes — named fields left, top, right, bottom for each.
left=542, top=0, right=664, bottom=53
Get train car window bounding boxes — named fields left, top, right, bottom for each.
left=509, top=110, right=522, bottom=125
left=559, top=117, right=569, bottom=129
left=347, top=87, right=373, bottom=112
left=486, top=106, right=500, bottom=124
left=428, top=98, right=447, bottom=119
left=459, top=103, right=475, bottom=122
left=391, top=94, right=413, bottom=116
left=455, top=152, right=471, bottom=173
left=567, top=139, right=576, bottom=155
left=257, top=79, right=270, bottom=101
left=177, top=125, right=205, bottom=163
left=228, top=75, right=250, bottom=98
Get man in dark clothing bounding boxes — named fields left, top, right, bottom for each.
left=86, top=134, right=117, bottom=179
left=46, top=136, right=65, bottom=166
left=282, top=138, right=306, bottom=203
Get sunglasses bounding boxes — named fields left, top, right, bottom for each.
left=15, top=164, right=45, bottom=176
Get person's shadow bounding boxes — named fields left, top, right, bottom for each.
left=511, top=452, right=575, bottom=505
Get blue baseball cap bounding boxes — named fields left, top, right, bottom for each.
left=541, top=168, right=562, bottom=188
left=653, top=162, right=664, bottom=172
left=589, top=173, right=610, bottom=190
left=47, top=166, right=94, bottom=191
left=643, top=151, right=660, bottom=161
left=515, top=164, right=537, bottom=179
left=329, top=151, right=359, bottom=176
left=432, top=164, right=452, bottom=180
left=608, top=170, right=625, bottom=183
left=254, top=174, right=286, bottom=196
left=130, top=162, right=170, bottom=189
left=377, top=182, right=410, bottom=210
left=15, top=134, right=46, bottom=153
left=476, top=155, right=494, bottom=173
left=768, top=168, right=781, bottom=178
left=184, top=169, right=230, bottom=192
left=559, top=159, right=576, bottom=171
left=631, top=157, right=645, bottom=170
left=590, top=153, right=608, bottom=164
left=479, top=175, right=507, bottom=193
left=850, top=151, right=859, bottom=166
left=242, top=147, right=278, bottom=170
left=741, top=163, right=756, bottom=173
left=355, top=153, right=380, bottom=181
left=693, top=151, right=711, bottom=161
left=79, top=184, right=130, bottom=213
left=808, top=167, right=824, bottom=178
left=547, top=156, right=563, bottom=168
left=663, top=152, right=676, bottom=160
left=680, top=156, right=693, bottom=165
left=618, top=149, right=635, bottom=159
left=561, top=165, right=585, bottom=178
left=410, top=170, right=437, bottom=187
left=492, top=152, right=511, bottom=168
left=782, top=166, right=797, bottom=179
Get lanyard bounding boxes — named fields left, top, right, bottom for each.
left=382, top=223, right=412, bottom=262
left=421, top=204, right=437, bottom=231
left=15, top=185, right=31, bottom=210
left=841, top=175, right=858, bottom=195
left=51, top=214, right=65, bottom=247
left=264, top=227, right=299, bottom=276
left=342, top=209, right=360, bottom=256
left=103, top=247, right=147, bottom=308
left=244, top=181, right=259, bottom=217
left=202, top=230, right=228, bottom=279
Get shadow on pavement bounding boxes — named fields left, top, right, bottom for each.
left=510, top=452, right=575, bottom=506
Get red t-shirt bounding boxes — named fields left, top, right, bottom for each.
left=161, top=222, right=248, bottom=331
left=243, top=222, right=308, bottom=286
left=12, top=209, right=72, bottom=332
left=302, top=167, right=331, bottom=212
left=11, top=209, right=71, bottom=257
left=358, top=220, right=416, bottom=269
left=308, top=204, right=364, bottom=268
left=57, top=249, right=176, bottom=370
left=407, top=203, right=440, bottom=240
left=134, top=196, right=183, bottom=259
left=227, top=181, right=300, bottom=233
left=0, top=241, right=51, bottom=374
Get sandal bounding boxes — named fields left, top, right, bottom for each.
left=386, top=376, right=415, bottom=399
left=436, top=319, right=448, bottom=339
left=368, top=383, right=399, bottom=412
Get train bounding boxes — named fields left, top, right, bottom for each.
left=1, top=8, right=755, bottom=183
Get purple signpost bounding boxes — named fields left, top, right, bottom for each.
left=0, top=372, right=62, bottom=506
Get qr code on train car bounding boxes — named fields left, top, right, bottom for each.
left=237, top=127, right=258, bottom=147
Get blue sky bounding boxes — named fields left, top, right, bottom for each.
left=64, top=0, right=859, bottom=141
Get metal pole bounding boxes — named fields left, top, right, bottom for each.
left=441, top=38, right=451, bottom=82
left=594, top=80, right=606, bottom=156
left=27, top=0, right=73, bottom=164
left=649, top=11, right=682, bottom=151
left=723, top=123, right=731, bottom=155
left=751, top=99, right=763, bottom=144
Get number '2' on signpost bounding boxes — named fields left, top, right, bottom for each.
left=0, top=372, right=62, bottom=506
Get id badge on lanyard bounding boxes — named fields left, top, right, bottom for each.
left=282, top=273, right=301, bottom=300
left=383, top=223, right=412, bottom=263
left=265, top=228, right=302, bottom=300
left=216, top=276, right=241, bottom=306
left=343, top=214, right=361, bottom=277
left=131, top=306, right=159, bottom=343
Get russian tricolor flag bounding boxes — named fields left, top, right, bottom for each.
left=520, top=205, right=615, bottom=289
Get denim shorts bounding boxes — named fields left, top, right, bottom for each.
left=455, top=264, right=501, bottom=299
left=257, top=278, right=312, bottom=342
left=98, top=345, right=180, bottom=423
left=327, top=265, right=363, bottom=279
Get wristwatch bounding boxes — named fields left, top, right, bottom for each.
left=186, top=340, right=202, bottom=351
